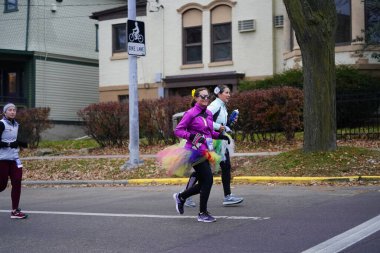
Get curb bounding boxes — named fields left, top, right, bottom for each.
left=22, top=176, right=380, bottom=186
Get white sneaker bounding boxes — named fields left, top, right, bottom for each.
left=223, top=194, right=244, bottom=206
left=184, top=197, right=196, bottom=208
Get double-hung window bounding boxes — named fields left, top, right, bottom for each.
left=184, top=26, right=202, bottom=64
left=211, top=5, right=232, bottom=62
left=182, top=9, right=202, bottom=64
left=4, top=0, right=18, bottom=13
left=211, top=22, right=232, bottom=62
left=365, top=0, right=380, bottom=44
left=335, top=0, right=351, bottom=44
left=112, top=23, right=127, bottom=53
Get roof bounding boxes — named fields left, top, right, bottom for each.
left=163, top=71, right=245, bottom=88
left=90, top=1, right=147, bottom=21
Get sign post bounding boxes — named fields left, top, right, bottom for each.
left=121, top=0, right=144, bottom=170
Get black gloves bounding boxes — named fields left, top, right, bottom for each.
left=0, top=141, right=19, bottom=148
left=218, top=134, right=231, bottom=144
left=10, top=141, right=19, bottom=148
left=190, top=133, right=206, bottom=149
left=0, top=141, right=9, bottom=148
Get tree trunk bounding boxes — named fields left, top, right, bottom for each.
left=283, top=0, right=337, bottom=152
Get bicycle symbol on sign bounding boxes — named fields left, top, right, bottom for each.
left=129, top=21, right=144, bottom=43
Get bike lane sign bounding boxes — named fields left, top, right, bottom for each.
left=127, top=19, right=146, bottom=56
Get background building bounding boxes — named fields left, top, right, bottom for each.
left=283, top=0, right=380, bottom=76
left=92, top=0, right=379, bottom=104
left=0, top=0, right=125, bottom=138
left=91, top=0, right=286, bottom=102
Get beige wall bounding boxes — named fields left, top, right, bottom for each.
left=99, top=83, right=159, bottom=102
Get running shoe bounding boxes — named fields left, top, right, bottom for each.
left=197, top=211, right=216, bottom=223
left=223, top=194, right=244, bottom=206
left=173, top=193, right=184, bottom=214
left=184, top=197, right=196, bottom=208
left=11, top=208, right=28, bottom=219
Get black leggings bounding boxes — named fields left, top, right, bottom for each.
left=179, top=160, right=213, bottom=213
left=185, top=149, right=231, bottom=197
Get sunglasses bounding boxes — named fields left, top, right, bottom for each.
left=198, top=95, right=210, bottom=100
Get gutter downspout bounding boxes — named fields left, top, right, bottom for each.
left=25, top=0, right=31, bottom=51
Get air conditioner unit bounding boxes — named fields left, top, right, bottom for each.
left=274, top=15, right=284, bottom=28
left=238, top=19, right=256, bottom=32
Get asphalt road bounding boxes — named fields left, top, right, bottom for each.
left=1, top=184, right=379, bottom=253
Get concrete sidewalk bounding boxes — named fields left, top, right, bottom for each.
left=21, top=151, right=282, bottom=160
left=20, top=152, right=380, bottom=186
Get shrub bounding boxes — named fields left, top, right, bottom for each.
left=17, top=107, right=52, bottom=148
left=336, top=65, right=380, bottom=93
left=140, top=96, right=191, bottom=145
left=239, top=66, right=380, bottom=95
left=77, top=102, right=128, bottom=147
left=229, top=87, right=303, bottom=141
left=336, top=65, right=380, bottom=128
left=238, top=69, right=303, bottom=91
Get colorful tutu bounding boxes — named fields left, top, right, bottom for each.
left=157, top=141, right=221, bottom=177
left=213, top=133, right=234, bottom=161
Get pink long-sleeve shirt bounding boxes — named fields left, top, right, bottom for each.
left=174, top=103, right=220, bottom=152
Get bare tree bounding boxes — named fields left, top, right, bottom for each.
left=283, top=0, right=337, bottom=152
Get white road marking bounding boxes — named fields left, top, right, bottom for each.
left=302, top=214, right=380, bottom=253
left=0, top=210, right=270, bottom=220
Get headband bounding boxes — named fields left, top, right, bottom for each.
left=214, top=86, right=221, bottom=95
left=3, top=103, right=16, bottom=113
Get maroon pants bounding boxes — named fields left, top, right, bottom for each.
left=0, top=160, right=22, bottom=210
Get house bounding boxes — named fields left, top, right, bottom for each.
left=283, top=0, right=380, bottom=76
left=91, top=0, right=380, bottom=103
left=91, top=0, right=285, bottom=101
left=0, top=0, right=125, bottom=139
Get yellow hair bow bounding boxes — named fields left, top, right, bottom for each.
left=191, top=89, right=196, bottom=98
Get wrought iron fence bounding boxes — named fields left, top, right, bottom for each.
left=337, top=93, right=380, bottom=139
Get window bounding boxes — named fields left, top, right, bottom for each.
left=211, top=23, right=232, bottom=61
left=118, top=95, right=129, bottom=103
left=182, top=9, right=202, bottom=64
left=4, top=0, right=18, bottom=13
left=365, top=0, right=380, bottom=44
left=289, top=25, right=294, bottom=51
left=184, top=27, right=202, bottom=64
left=0, top=68, right=24, bottom=103
left=335, top=0, right=351, bottom=44
left=211, top=5, right=232, bottom=62
left=112, top=24, right=127, bottom=53
left=95, top=24, right=99, bottom=52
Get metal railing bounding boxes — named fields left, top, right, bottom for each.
left=337, top=93, right=380, bottom=139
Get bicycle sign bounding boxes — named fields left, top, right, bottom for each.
left=127, top=20, right=146, bottom=56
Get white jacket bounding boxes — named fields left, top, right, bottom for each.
left=207, top=98, right=228, bottom=131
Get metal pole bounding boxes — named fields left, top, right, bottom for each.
left=121, top=0, right=142, bottom=170
left=25, top=0, right=31, bottom=51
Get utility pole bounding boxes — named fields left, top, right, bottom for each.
left=121, top=0, right=142, bottom=170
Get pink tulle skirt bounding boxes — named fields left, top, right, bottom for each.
left=157, top=143, right=221, bottom=177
